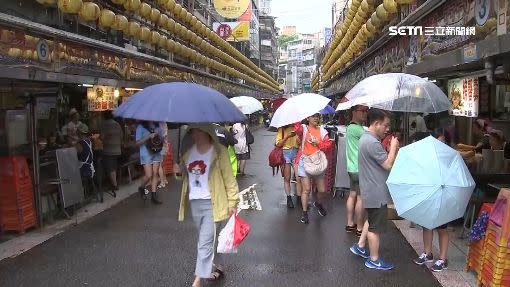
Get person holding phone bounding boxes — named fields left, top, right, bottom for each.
left=136, top=121, right=163, bottom=204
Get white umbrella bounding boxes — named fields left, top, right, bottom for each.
left=230, top=96, right=263, bottom=114
left=336, top=73, right=451, bottom=113
left=270, top=93, right=331, bottom=128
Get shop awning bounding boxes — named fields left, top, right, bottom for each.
left=406, top=33, right=510, bottom=77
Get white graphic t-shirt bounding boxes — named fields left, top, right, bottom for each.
left=186, top=145, right=213, bottom=200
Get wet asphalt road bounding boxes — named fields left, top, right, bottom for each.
left=0, top=128, right=440, bottom=287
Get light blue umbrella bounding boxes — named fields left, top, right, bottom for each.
left=386, top=136, right=475, bottom=230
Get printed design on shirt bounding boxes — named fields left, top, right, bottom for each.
left=188, top=160, right=207, bottom=188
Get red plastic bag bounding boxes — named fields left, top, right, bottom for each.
left=233, top=215, right=250, bottom=247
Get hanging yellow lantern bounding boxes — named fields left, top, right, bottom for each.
left=150, top=31, right=160, bottom=45
left=124, top=0, right=141, bottom=11
left=139, top=26, right=150, bottom=41
left=158, top=34, right=167, bottom=48
left=366, top=19, right=377, bottom=33
left=179, top=8, right=187, bottom=20
left=396, top=0, right=413, bottom=3
left=173, top=3, right=182, bottom=16
left=79, top=2, right=100, bottom=21
left=383, top=0, right=398, bottom=13
left=182, top=30, right=191, bottom=41
left=150, top=8, right=160, bottom=22
left=138, top=3, right=151, bottom=18
left=8, top=48, right=22, bottom=58
left=99, top=9, right=115, bottom=28
left=371, top=12, right=382, bottom=27
left=58, top=0, right=82, bottom=14
left=165, top=0, right=175, bottom=11
left=111, top=0, right=125, bottom=5
left=166, top=18, right=175, bottom=31
left=354, top=13, right=364, bottom=24
left=166, top=39, right=176, bottom=50
left=158, top=13, right=168, bottom=27
left=112, top=14, right=128, bottom=31
left=126, top=21, right=141, bottom=38
left=376, top=4, right=389, bottom=21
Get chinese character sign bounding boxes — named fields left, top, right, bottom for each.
left=448, top=77, right=479, bottom=117
left=87, top=86, right=118, bottom=111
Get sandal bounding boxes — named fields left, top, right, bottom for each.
left=356, top=229, right=362, bottom=237
left=206, top=270, right=223, bottom=281
left=345, top=224, right=357, bottom=232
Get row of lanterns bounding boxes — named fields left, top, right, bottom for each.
left=321, top=0, right=412, bottom=82
left=39, top=0, right=279, bottom=92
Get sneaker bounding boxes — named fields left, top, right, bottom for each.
left=431, top=259, right=448, bottom=272
left=364, top=258, right=394, bottom=270
left=345, top=224, right=357, bottom=232
left=350, top=244, right=370, bottom=259
left=413, top=253, right=434, bottom=265
left=300, top=211, right=309, bottom=224
left=314, top=202, right=327, bottom=216
left=287, top=196, right=295, bottom=209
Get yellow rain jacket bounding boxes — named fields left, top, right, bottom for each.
left=176, top=124, right=239, bottom=222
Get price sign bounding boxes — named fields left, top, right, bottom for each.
left=475, top=0, right=491, bottom=26
left=36, top=39, right=50, bottom=62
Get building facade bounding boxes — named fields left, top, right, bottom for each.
left=259, top=15, right=279, bottom=80
left=279, top=33, right=319, bottom=94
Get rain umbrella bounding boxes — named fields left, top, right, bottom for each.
left=230, top=96, right=263, bottom=114
left=114, top=82, right=246, bottom=123
left=336, top=73, right=451, bottom=113
left=386, top=136, right=475, bottom=230
left=320, top=105, right=336, bottom=115
left=270, top=93, right=331, bottom=128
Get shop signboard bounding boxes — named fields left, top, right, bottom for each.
left=212, top=22, right=250, bottom=41
left=87, top=85, right=118, bottom=111
left=213, top=0, right=251, bottom=19
left=448, top=77, right=479, bottom=117
left=497, top=0, right=508, bottom=35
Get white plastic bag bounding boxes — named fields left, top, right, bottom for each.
left=217, top=215, right=237, bottom=254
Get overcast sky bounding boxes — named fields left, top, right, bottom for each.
left=270, top=0, right=332, bottom=34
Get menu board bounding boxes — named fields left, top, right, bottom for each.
left=87, top=86, right=118, bottom=111
left=448, top=77, right=479, bottom=117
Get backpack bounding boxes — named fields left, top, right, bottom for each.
left=268, top=129, right=285, bottom=175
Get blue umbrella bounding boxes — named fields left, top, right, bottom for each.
left=114, top=82, right=247, bottom=123
left=320, top=105, right=336, bottom=115
left=386, top=136, right=475, bottom=229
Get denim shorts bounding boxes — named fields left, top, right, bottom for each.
left=298, top=157, right=307, bottom=177
left=283, top=148, right=298, bottom=164
left=140, top=151, right=162, bottom=165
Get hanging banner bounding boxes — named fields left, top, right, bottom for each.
left=213, top=0, right=250, bottom=19
left=497, top=0, right=508, bottom=35
left=238, top=1, right=252, bottom=21
left=87, top=86, right=118, bottom=111
left=213, top=22, right=250, bottom=41
left=448, top=77, right=479, bottom=117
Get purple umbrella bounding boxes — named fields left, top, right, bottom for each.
left=320, top=105, right=336, bottom=115
left=114, top=82, right=247, bottom=124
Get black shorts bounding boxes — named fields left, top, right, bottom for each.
left=348, top=172, right=360, bottom=194
left=236, top=152, right=250, bottom=160
left=366, top=205, right=388, bottom=233
left=103, top=155, right=119, bottom=173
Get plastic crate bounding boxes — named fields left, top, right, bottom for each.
left=0, top=156, right=31, bottom=179
left=466, top=203, right=494, bottom=274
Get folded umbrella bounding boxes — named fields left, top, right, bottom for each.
left=270, top=93, right=331, bottom=128
left=114, top=82, right=246, bottom=123
left=230, top=96, right=264, bottom=115
left=387, top=136, right=475, bottom=229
